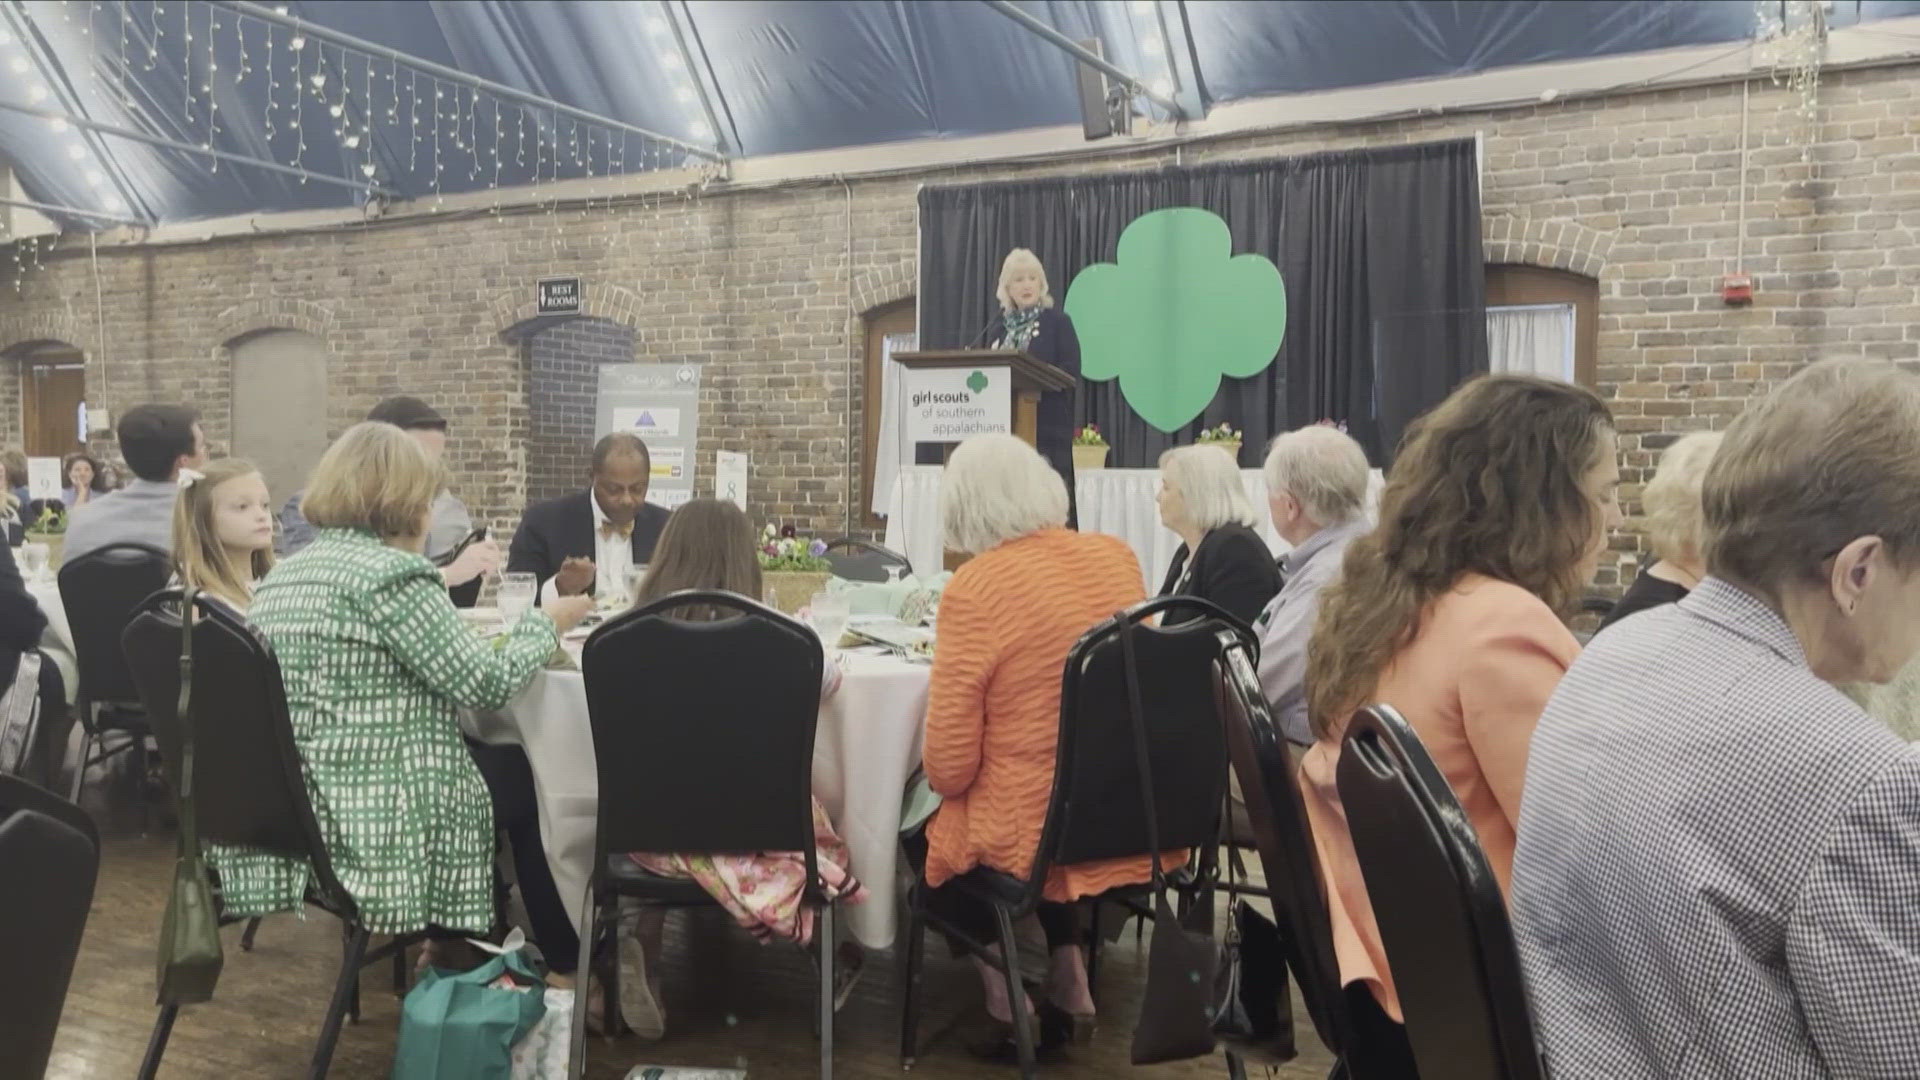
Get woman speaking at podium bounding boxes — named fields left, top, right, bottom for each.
left=993, top=248, right=1082, bottom=525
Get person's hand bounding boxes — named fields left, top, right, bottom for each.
left=441, top=538, right=502, bottom=587
left=545, top=594, right=595, bottom=634
left=554, top=556, right=597, bottom=596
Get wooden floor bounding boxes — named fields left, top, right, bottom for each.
left=45, top=757, right=1335, bottom=1079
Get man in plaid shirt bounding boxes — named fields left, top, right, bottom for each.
left=1512, top=359, right=1920, bottom=1079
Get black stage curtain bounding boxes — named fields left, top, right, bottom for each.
left=917, top=139, right=1487, bottom=465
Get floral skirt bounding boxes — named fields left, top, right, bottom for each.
left=631, top=798, right=866, bottom=946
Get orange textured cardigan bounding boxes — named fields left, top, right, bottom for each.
left=1299, top=573, right=1579, bottom=1022
left=922, top=528, right=1163, bottom=900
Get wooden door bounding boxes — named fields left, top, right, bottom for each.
left=21, top=353, right=86, bottom=457
left=860, top=299, right=917, bottom=529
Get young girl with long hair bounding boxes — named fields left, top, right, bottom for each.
left=1300, top=374, right=1620, bottom=1035
left=620, top=497, right=866, bottom=1039
left=172, top=457, right=276, bottom=611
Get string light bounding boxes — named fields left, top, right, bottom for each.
left=147, top=1, right=161, bottom=70
left=264, top=14, right=277, bottom=142
left=407, top=69, right=419, bottom=173
left=182, top=0, right=193, bottom=125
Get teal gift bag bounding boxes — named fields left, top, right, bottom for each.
left=392, top=931, right=549, bottom=1080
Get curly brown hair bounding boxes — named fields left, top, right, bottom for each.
left=1305, top=375, right=1614, bottom=738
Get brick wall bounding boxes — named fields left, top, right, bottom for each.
left=0, top=63, right=1913, bottom=587
left=522, top=315, right=636, bottom=504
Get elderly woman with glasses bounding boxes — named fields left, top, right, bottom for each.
left=1154, top=443, right=1283, bottom=626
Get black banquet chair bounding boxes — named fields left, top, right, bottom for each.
left=1336, top=704, right=1547, bottom=1080
left=570, top=589, right=848, bottom=1079
left=0, top=774, right=100, bottom=1080
left=820, top=536, right=913, bottom=583
left=898, top=595, right=1239, bottom=1079
left=123, top=590, right=420, bottom=1080
left=57, top=542, right=171, bottom=804
left=1213, top=636, right=1420, bottom=1080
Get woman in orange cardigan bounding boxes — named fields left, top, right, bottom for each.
left=921, top=433, right=1147, bottom=1056
left=1300, top=375, right=1620, bottom=1035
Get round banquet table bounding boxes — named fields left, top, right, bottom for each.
left=463, top=646, right=931, bottom=949
left=25, top=576, right=76, bottom=705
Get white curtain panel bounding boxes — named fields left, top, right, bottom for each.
left=869, top=330, right=919, bottom=516
left=1487, top=303, right=1575, bottom=381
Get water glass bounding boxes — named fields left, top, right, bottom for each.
left=17, top=542, right=48, bottom=583
left=497, top=572, right=537, bottom=627
left=810, top=591, right=851, bottom=647
left=625, top=564, right=649, bottom=606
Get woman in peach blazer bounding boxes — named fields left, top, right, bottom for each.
left=920, top=434, right=1149, bottom=1055
left=1300, top=375, right=1620, bottom=1030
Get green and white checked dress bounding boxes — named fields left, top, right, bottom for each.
left=208, top=528, right=559, bottom=935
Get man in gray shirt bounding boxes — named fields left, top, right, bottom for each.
left=1253, top=424, right=1372, bottom=745
left=62, top=404, right=207, bottom=562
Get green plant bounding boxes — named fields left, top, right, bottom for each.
left=29, top=505, right=66, bottom=535
left=1073, top=424, right=1108, bottom=447
left=1196, top=423, right=1242, bottom=445
left=759, top=524, right=833, bottom=573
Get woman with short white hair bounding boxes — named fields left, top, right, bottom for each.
left=920, top=433, right=1147, bottom=1056
left=1597, top=430, right=1722, bottom=633
left=995, top=248, right=1083, bottom=522
left=1155, top=444, right=1282, bottom=625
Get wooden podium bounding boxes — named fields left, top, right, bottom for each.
left=890, top=348, right=1075, bottom=454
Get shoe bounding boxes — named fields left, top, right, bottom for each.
left=618, top=935, right=666, bottom=1041
left=1039, top=1001, right=1096, bottom=1047
left=966, top=1012, right=1069, bottom=1064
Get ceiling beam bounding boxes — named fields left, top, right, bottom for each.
left=658, top=0, right=730, bottom=157
left=981, top=0, right=1187, bottom=120
left=0, top=194, right=144, bottom=228
left=217, top=0, right=726, bottom=163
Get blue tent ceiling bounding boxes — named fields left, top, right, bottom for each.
left=2, top=0, right=1918, bottom=227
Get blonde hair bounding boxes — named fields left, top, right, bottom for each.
left=1641, top=431, right=1723, bottom=563
left=1703, top=359, right=1920, bottom=599
left=1264, top=425, right=1370, bottom=526
left=299, top=421, right=440, bottom=542
left=941, top=433, right=1069, bottom=555
left=1159, top=444, right=1259, bottom=532
left=995, top=248, right=1054, bottom=311
left=174, top=457, right=274, bottom=608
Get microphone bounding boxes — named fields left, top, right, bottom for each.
left=965, top=313, right=1002, bottom=348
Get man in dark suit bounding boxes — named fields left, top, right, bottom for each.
left=509, top=433, right=671, bottom=605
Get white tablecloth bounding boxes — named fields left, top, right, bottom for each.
left=26, top=578, right=76, bottom=704
left=883, top=465, right=1385, bottom=591
left=464, top=649, right=930, bottom=949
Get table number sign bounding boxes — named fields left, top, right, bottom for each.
left=26, top=457, right=61, bottom=501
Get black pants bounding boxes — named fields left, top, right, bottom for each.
left=903, top=829, right=1078, bottom=958
left=30, top=655, right=70, bottom=791
left=465, top=739, right=580, bottom=974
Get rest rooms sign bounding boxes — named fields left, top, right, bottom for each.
left=537, top=276, right=581, bottom=314
left=902, top=366, right=1012, bottom=445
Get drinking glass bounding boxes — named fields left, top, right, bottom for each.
left=625, top=564, right=649, bottom=606
left=17, top=542, right=48, bottom=583
left=884, top=564, right=906, bottom=585
left=497, top=572, right=537, bottom=627
left=810, top=591, right=851, bottom=648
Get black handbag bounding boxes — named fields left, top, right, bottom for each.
left=1210, top=837, right=1297, bottom=1061
left=156, top=590, right=224, bottom=1005
left=1119, top=619, right=1220, bottom=1065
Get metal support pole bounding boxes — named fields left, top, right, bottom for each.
left=658, top=0, right=729, bottom=155
left=217, top=0, right=726, bottom=163
left=0, top=99, right=400, bottom=198
left=981, top=0, right=1186, bottom=119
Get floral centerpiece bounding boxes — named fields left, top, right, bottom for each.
left=1071, top=424, right=1110, bottom=470
left=759, top=523, right=833, bottom=614
left=1196, top=422, right=1243, bottom=463
left=24, top=504, right=66, bottom=567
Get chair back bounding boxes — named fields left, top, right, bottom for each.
left=1213, top=635, right=1352, bottom=1055
left=0, top=774, right=99, bottom=1079
left=59, top=542, right=171, bottom=707
left=121, top=590, right=357, bottom=916
left=1337, top=704, right=1546, bottom=1080
left=1030, top=596, right=1240, bottom=903
left=820, top=536, right=912, bottom=583
left=581, top=590, right=824, bottom=887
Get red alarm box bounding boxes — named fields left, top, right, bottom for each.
left=1721, top=273, right=1753, bottom=306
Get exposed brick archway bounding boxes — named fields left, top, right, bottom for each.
left=1482, top=214, right=1613, bottom=279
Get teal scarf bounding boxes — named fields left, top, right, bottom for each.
left=999, top=306, right=1041, bottom=351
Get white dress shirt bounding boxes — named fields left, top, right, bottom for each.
left=538, top=491, right=634, bottom=606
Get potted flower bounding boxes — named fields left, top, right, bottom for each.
left=1196, top=422, right=1243, bottom=463
left=1071, top=425, right=1110, bottom=470
left=759, top=523, right=834, bottom=614
left=24, top=504, right=65, bottom=569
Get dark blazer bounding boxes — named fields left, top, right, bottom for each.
left=0, top=541, right=47, bottom=699
left=1157, top=521, right=1283, bottom=628
left=507, top=491, right=671, bottom=602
